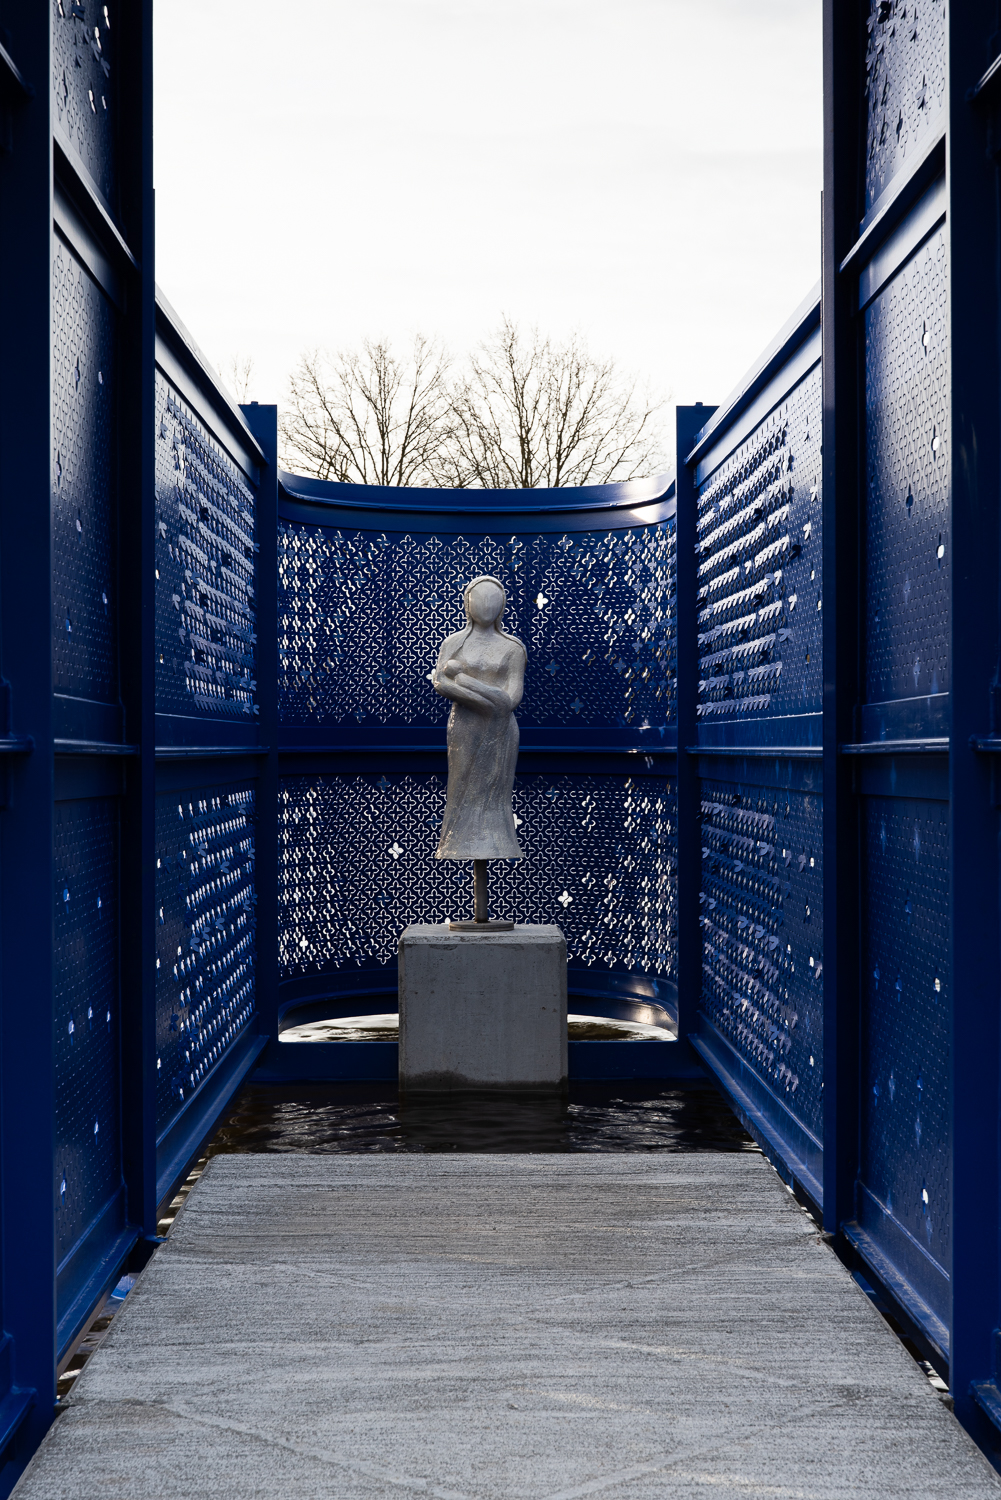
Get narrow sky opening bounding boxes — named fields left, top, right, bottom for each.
left=154, top=1, right=822, bottom=457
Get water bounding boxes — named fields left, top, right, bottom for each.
left=280, top=1013, right=673, bottom=1043
left=206, top=1080, right=757, bottom=1156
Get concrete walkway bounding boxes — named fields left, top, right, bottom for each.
left=17, top=1154, right=1001, bottom=1499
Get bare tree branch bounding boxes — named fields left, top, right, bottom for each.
left=278, top=337, right=453, bottom=486
left=220, top=354, right=256, bottom=405
left=444, top=319, right=668, bottom=488
left=278, top=322, right=669, bottom=490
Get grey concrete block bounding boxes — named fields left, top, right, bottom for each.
left=399, top=923, right=567, bottom=1092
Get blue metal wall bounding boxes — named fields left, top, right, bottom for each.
left=0, top=11, right=279, bottom=1488
left=150, top=304, right=279, bottom=1218
left=5, top=0, right=1001, bottom=1482
left=674, top=0, right=1001, bottom=1462
left=680, top=302, right=825, bottom=1207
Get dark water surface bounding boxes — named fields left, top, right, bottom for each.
left=207, top=1080, right=757, bottom=1156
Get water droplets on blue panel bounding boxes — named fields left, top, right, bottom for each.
left=154, top=375, right=258, bottom=722
left=694, top=359, right=823, bottom=1151
left=864, top=226, right=949, bottom=708
left=279, top=772, right=677, bottom=985
left=52, top=238, right=117, bottom=704
left=54, top=798, right=120, bottom=1271
left=700, top=775, right=824, bottom=1136
left=861, top=796, right=950, bottom=1303
left=278, top=523, right=676, bottom=730
left=52, top=0, right=116, bottom=205
left=697, top=367, right=822, bottom=728
left=863, top=0, right=946, bottom=216
left=154, top=785, right=257, bottom=1135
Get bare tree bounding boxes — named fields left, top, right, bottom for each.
left=278, top=336, right=453, bottom=486
left=441, top=319, right=668, bottom=489
left=221, top=354, right=255, bottom=404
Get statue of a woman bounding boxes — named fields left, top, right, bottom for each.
left=433, top=576, right=526, bottom=868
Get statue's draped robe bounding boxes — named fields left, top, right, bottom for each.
left=435, top=631, right=525, bottom=861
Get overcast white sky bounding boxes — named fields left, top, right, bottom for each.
left=154, top=1, right=822, bottom=458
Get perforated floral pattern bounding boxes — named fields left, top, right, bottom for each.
left=279, top=771, right=677, bottom=984
left=278, top=520, right=676, bottom=730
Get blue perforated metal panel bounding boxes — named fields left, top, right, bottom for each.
left=52, top=238, right=117, bottom=704
left=697, top=368, right=822, bottom=732
left=52, top=0, right=116, bottom=205
left=700, top=773, right=824, bottom=1138
left=863, top=0, right=946, bottom=216
left=860, top=795, right=951, bottom=1314
left=53, top=798, right=120, bottom=1268
left=154, top=376, right=258, bottom=723
left=864, top=227, right=949, bottom=710
left=280, top=770, right=677, bottom=986
left=154, top=784, right=256, bottom=1135
left=693, top=360, right=824, bottom=1173
left=278, top=522, right=676, bottom=731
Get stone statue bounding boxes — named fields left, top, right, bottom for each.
left=432, top=575, right=526, bottom=927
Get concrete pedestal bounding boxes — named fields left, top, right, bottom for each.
left=398, top=923, right=567, bottom=1093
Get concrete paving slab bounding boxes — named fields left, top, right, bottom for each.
left=15, top=1154, right=1001, bottom=1499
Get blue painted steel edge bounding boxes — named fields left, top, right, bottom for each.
left=277, top=478, right=676, bottom=537
left=841, top=1219, right=950, bottom=1368
left=971, top=1381, right=1001, bottom=1439
left=858, top=174, right=946, bottom=310
left=155, top=289, right=264, bottom=481
left=0, top=1391, right=34, bottom=1460
left=691, top=1017, right=823, bottom=1211
left=278, top=468, right=675, bottom=517
left=155, top=1029, right=267, bottom=1209
left=686, top=286, right=821, bottom=467
left=252, top=1039, right=703, bottom=1084
left=839, top=124, right=945, bottom=279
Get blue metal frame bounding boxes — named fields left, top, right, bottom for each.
left=0, top=7, right=57, bottom=1483
left=6, top=0, right=1001, bottom=1480
left=944, top=0, right=1001, bottom=1444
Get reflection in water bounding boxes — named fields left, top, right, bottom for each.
left=207, top=1081, right=756, bottom=1156
left=280, top=1013, right=673, bottom=1043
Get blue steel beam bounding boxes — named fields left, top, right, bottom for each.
left=946, top=0, right=1001, bottom=1447
left=821, top=0, right=864, bottom=1243
left=0, top=7, right=56, bottom=1492
left=675, top=406, right=714, bottom=1046
left=117, top=0, right=158, bottom=1249
left=242, top=405, right=280, bottom=1063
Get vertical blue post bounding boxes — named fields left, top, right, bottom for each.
left=946, top=0, right=1001, bottom=1437
left=0, top=5, right=57, bottom=1488
left=242, top=405, right=279, bottom=1057
left=820, top=0, right=863, bottom=1240
left=675, top=407, right=714, bottom=1043
left=118, top=0, right=158, bottom=1245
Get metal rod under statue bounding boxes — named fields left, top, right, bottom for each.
left=450, top=857, right=502, bottom=930
left=431, top=574, right=525, bottom=932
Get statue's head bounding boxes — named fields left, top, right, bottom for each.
left=464, top=575, right=506, bottom=628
